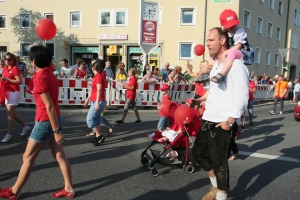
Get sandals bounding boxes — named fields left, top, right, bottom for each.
left=228, top=154, right=238, bottom=161
left=108, top=126, right=115, bottom=135
left=211, top=73, right=226, bottom=83
left=194, top=74, right=210, bottom=83
left=86, top=132, right=95, bottom=137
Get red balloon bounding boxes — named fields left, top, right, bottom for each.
left=194, top=44, right=205, bottom=56
left=174, top=106, right=194, bottom=125
left=159, top=100, right=173, bottom=117
left=35, top=19, right=57, bottom=40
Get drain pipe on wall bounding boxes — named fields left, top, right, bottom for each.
left=202, top=0, right=208, bottom=60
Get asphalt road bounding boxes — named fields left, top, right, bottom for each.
left=0, top=102, right=299, bottom=200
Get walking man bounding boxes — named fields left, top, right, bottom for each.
left=192, top=27, right=249, bottom=200
left=269, top=75, right=288, bottom=115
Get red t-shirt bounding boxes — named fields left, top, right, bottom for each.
left=33, top=67, right=60, bottom=122
left=126, top=76, right=137, bottom=100
left=90, top=72, right=105, bottom=102
left=2, top=66, right=21, bottom=92
left=249, top=80, right=256, bottom=101
left=75, top=68, right=86, bottom=78
left=195, top=82, right=206, bottom=96
left=162, top=94, right=171, bottom=101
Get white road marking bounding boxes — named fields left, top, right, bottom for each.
left=239, top=151, right=300, bottom=163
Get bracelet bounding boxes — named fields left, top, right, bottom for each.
left=53, top=129, right=61, bottom=133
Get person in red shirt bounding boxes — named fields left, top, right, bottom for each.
left=242, top=79, right=256, bottom=128
left=157, top=84, right=171, bottom=131
left=115, top=68, right=142, bottom=125
left=0, top=46, right=75, bottom=199
left=73, top=60, right=87, bottom=79
left=84, top=60, right=107, bottom=146
left=0, top=52, right=30, bottom=143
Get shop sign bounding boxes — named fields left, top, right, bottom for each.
left=72, top=47, right=99, bottom=53
left=82, top=55, right=93, bottom=58
left=141, top=20, right=157, bottom=45
left=109, top=45, right=117, bottom=53
left=130, top=56, right=140, bottom=60
left=213, top=0, right=232, bottom=3
left=128, top=47, right=160, bottom=54
left=98, top=34, right=128, bottom=40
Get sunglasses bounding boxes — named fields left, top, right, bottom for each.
left=4, top=58, right=13, bottom=61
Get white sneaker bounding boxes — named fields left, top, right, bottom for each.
left=1, top=134, right=12, bottom=143
left=269, top=110, right=275, bottom=115
left=20, top=126, right=31, bottom=136
left=279, top=111, right=283, bottom=115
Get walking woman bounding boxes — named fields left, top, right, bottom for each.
left=0, top=52, right=30, bottom=143
left=0, top=46, right=75, bottom=199
left=84, top=60, right=107, bottom=146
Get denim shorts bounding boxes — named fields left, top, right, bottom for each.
left=86, top=100, right=106, bottom=128
left=29, top=116, right=63, bottom=143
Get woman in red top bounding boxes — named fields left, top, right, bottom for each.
left=115, top=68, right=142, bottom=125
left=0, top=53, right=30, bottom=143
left=0, top=46, right=75, bottom=199
left=73, top=60, right=87, bottom=79
left=84, top=61, right=107, bottom=146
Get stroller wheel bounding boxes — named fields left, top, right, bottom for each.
left=150, top=167, right=159, bottom=177
left=184, top=165, right=195, bottom=174
left=141, top=157, right=149, bottom=166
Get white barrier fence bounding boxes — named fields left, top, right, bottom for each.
left=19, top=77, right=274, bottom=106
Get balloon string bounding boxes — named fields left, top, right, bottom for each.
left=44, top=40, right=46, bottom=46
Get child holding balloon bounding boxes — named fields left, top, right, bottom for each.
left=157, top=84, right=171, bottom=132
left=194, top=9, right=253, bottom=84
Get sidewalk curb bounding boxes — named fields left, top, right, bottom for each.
left=0, top=101, right=279, bottom=115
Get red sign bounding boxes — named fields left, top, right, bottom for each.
left=142, top=20, right=157, bottom=44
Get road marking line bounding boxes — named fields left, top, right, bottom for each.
left=239, top=151, right=300, bottom=163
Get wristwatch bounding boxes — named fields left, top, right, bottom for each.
left=226, top=121, right=233, bottom=127
left=53, top=129, right=61, bottom=133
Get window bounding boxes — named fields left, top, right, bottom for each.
left=69, top=11, right=81, bottom=27
left=276, top=27, right=281, bottom=41
left=292, top=33, right=299, bottom=49
left=243, top=10, right=251, bottom=29
left=19, top=14, right=30, bottom=28
left=279, top=1, right=283, bottom=15
left=274, top=54, right=279, bottom=67
left=20, top=43, right=30, bottom=56
left=0, top=15, right=7, bottom=29
left=294, top=9, right=298, bottom=25
left=0, top=0, right=7, bottom=2
left=267, top=22, right=273, bottom=38
left=265, top=51, right=271, bottom=65
left=99, top=9, right=128, bottom=27
left=114, top=10, right=127, bottom=26
left=298, top=10, right=300, bottom=26
left=179, top=42, right=194, bottom=60
left=45, top=43, right=55, bottom=57
left=257, top=17, right=263, bottom=34
left=159, top=7, right=162, bottom=26
left=254, top=47, right=261, bottom=64
left=180, top=7, right=196, bottom=26
left=269, top=0, right=274, bottom=9
left=44, top=12, right=54, bottom=22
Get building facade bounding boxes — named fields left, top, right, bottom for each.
left=0, top=0, right=299, bottom=78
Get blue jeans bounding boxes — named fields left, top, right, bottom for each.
left=29, top=116, right=63, bottom=143
left=247, top=100, right=254, bottom=115
left=157, top=116, right=169, bottom=130
left=86, top=101, right=107, bottom=128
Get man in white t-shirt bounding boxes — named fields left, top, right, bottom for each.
left=192, top=27, right=249, bottom=200
left=293, top=79, right=300, bottom=102
left=60, top=59, right=72, bottom=78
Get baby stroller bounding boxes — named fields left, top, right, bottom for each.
left=140, top=101, right=202, bottom=177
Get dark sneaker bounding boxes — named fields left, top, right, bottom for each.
left=115, top=120, right=124, bottom=125
left=94, top=136, right=105, bottom=146
left=249, top=122, right=253, bottom=127
left=134, top=120, right=142, bottom=124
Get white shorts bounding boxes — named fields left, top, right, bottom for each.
left=5, top=91, right=21, bottom=106
left=161, top=130, right=179, bottom=142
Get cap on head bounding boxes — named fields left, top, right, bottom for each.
left=219, top=9, right=240, bottom=29
left=160, top=84, right=170, bottom=91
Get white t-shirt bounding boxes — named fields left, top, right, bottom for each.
left=228, top=26, right=248, bottom=45
left=294, top=83, right=300, bottom=92
left=60, top=67, right=72, bottom=78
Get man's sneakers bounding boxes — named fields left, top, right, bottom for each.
left=202, top=186, right=218, bottom=200
left=269, top=110, right=275, bottom=115
left=115, top=120, right=124, bottom=125
left=94, top=135, right=105, bottom=146
left=20, top=126, right=31, bottom=136
left=279, top=111, right=283, bottom=115
left=0, top=188, right=19, bottom=200
left=52, top=188, right=75, bottom=198
left=134, top=120, right=142, bottom=124
left=1, top=134, right=12, bottom=143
